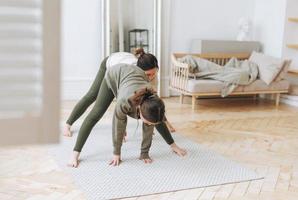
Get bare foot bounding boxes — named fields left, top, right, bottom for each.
left=63, top=124, right=72, bottom=137
left=142, top=158, right=153, bottom=164
left=67, top=151, right=80, bottom=168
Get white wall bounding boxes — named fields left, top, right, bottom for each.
left=110, top=0, right=119, bottom=53
left=61, top=0, right=102, bottom=100
left=169, top=0, right=256, bottom=53
left=250, top=0, right=298, bottom=69
left=282, top=0, right=298, bottom=71
left=282, top=0, right=298, bottom=99
left=165, top=0, right=255, bottom=96
left=61, top=0, right=296, bottom=99
left=133, top=0, right=154, bottom=53
left=252, top=0, right=298, bottom=94
left=252, top=0, right=287, bottom=57
left=160, top=0, right=172, bottom=97
left=121, top=0, right=154, bottom=53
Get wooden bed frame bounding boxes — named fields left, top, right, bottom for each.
left=170, top=53, right=289, bottom=110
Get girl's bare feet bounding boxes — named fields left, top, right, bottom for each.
left=63, top=124, right=72, bottom=137
left=67, top=151, right=80, bottom=168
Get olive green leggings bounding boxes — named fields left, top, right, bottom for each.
left=73, top=78, right=114, bottom=152
left=66, top=57, right=109, bottom=126
left=68, top=57, right=174, bottom=152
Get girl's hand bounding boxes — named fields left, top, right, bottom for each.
left=109, top=155, right=122, bottom=166
left=170, top=143, right=187, bottom=157
left=142, top=157, right=153, bottom=164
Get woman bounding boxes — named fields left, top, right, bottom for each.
left=64, top=49, right=175, bottom=137
left=67, top=50, right=186, bottom=168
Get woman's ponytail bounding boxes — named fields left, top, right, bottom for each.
left=134, top=48, right=145, bottom=58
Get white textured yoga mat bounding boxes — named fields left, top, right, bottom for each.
left=49, top=120, right=263, bottom=200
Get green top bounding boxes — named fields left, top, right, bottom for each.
left=105, top=63, right=154, bottom=158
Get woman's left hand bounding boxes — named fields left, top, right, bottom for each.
left=109, top=154, right=122, bottom=166
left=170, top=143, right=187, bottom=157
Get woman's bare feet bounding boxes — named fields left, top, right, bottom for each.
left=142, top=157, right=153, bottom=164
left=67, top=151, right=80, bottom=168
left=63, top=124, right=72, bottom=137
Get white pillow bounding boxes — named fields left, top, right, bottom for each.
left=249, top=51, right=284, bottom=85
left=274, top=60, right=291, bottom=82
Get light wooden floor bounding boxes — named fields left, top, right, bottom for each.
left=1, top=96, right=298, bottom=200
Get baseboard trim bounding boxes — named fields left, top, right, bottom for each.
left=161, top=76, right=171, bottom=97
left=62, top=77, right=94, bottom=100
left=281, top=94, right=298, bottom=107
left=263, top=94, right=298, bottom=107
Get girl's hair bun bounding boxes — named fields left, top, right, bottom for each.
left=128, top=87, right=156, bottom=106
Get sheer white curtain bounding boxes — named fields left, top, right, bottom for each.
left=0, top=0, right=42, bottom=117
left=0, top=0, right=60, bottom=146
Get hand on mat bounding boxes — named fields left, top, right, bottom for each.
left=170, top=143, right=187, bottom=157
left=109, top=155, right=122, bottom=166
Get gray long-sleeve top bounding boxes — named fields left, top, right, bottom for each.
left=105, top=63, right=155, bottom=158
